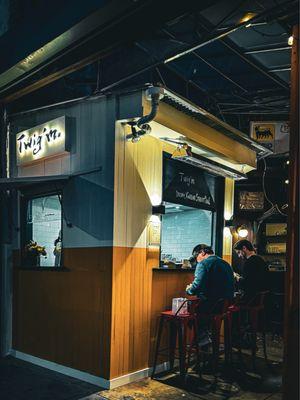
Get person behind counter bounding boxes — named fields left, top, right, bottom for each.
left=233, top=239, right=269, bottom=302
left=186, top=244, right=234, bottom=345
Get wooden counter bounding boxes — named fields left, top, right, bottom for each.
left=149, top=268, right=195, bottom=366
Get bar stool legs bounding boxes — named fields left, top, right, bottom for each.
left=177, top=321, right=186, bottom=378
left=169, top=321, right=177, bottom=371
left=152, top=316, right=200, bottom=380
left=151, top=316, right=164, bottom=378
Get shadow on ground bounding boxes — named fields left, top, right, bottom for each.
left=0, top=356, right=102, bottom=400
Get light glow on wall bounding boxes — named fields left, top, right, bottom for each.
left=150, top=193, right=162, bottom=206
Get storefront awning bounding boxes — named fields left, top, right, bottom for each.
left=0, top=166, right=102, bottom=190
left=143, top=88, right=271, bottom=171
left=0, top=175, right=70, bottom=190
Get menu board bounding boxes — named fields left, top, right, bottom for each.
left=148, top=221, right=161, bottom=246
left=163, top=154, right=215, bottom=210
left=239, top=191, right=264, bottom=211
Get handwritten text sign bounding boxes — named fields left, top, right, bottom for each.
left=163, top=154, right=215, bottom=210
left=16, top=116, right=68, bottom=166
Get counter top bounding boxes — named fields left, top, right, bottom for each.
left=152, top=267, right=195, bottom=272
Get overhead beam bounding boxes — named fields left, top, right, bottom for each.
left=269, top=67, right=291, bottom=72
left=161, top=28, right=249, bottom=93
left=245, top=46, right=291, bottom=54
left=0, top=0, right=220, bottom=103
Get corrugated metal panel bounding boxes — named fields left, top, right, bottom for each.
left=162, top=88, right=272, bottom=158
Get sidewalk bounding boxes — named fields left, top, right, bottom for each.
left=0, top=356, right=101, bottom=400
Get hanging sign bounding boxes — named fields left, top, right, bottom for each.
left=16, top=116, right=69, bottom=166
left=238, top=191, right=264, bottom=211
left=163, top=155, right=215, bottom=210
left=250, top=121, right=289, bottom=154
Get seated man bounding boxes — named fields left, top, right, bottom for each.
left=233, top=239, right=269, bottom=302
left=186, top=244, right=234, bottom=345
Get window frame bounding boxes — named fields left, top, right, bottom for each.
left=20, top=189, right=64, bottom=269
left=160, top=205, right=215, bottom=265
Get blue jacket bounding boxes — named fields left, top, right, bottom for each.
left=186, top=255, right=234, bottom=301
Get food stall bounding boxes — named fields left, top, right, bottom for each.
left=1, top=86, right=268, bottom=388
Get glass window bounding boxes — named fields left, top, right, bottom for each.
left=24, top=194, right=62, bottom=267
left=160, top=203, right=214, bottom=264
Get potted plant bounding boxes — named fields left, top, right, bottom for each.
left=24, top=240, right=47, bottom=267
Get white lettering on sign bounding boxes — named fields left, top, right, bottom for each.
left=175, top=190, right=211, bottom=205
left=179, top=172, right=195, bottom=187
left=16, top=116, right=68, bottom=166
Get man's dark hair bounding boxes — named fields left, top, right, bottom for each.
left=192, top=243, right=214, bottom=256
left=233, top=239, right=254, bottom=251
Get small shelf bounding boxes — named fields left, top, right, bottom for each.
left=264, top=235, right=287, bottom=241
left=260, top=253, right=286, bottom=256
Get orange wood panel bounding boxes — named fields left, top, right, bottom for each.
left=149, top=269, right=195, bottom=366
left=12, top=247, right=113, bottom=379
left=110, top=246, right=153, bottom=379
left=223, top=255, right=232, bottom=264
left=146, top=247, right=160, bottom=269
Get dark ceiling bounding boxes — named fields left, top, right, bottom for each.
left=3, top=0, right=299, bottom=133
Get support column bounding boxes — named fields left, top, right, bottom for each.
left=283, top=24, right=299, bottom=400
left=222, top=178, right=234, bottom=264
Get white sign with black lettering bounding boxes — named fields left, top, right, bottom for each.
left=16, top=116, right=68, bottom=166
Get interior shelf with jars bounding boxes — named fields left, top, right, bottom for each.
left=258, top=221, right=287, bottom=271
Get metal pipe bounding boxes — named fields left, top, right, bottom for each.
left=245, top=46, right=291, bottom=54
left=136, top=87, right=164, bottom=129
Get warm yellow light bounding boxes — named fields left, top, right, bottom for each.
left=223, top=227, right=231, bottom=237
left=224, top=211, right=232, bottom=221
left=238, top=227, right=249, bottom=238
left=150, top=194, right=161, bottom=206
left=286, top=160, right=290, bottom=165
left=150, top=215, right=160, bottom=224
left=240, top=12, right=257, bottom=24
left=285, top=179, right=289, bottom=184
left=288, top=36, right=293, bottom=46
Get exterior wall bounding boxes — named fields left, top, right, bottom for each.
left=9, top=96, right=118, bottom=378
left=6, top=90, right=238, bottom=383
left=112, top=121, right=231, bottom=379
left=112, top=124, right=179, bottom=378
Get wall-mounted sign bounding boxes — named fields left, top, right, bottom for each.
left=250, top=121, right=289, bottom=154
left=16, top=116, right=69, bottom=166
left=163, top=155, right=215, bottom=210
left=239, top=191, right=264, bottom=211
left=148, top=220, right=161, bottom=247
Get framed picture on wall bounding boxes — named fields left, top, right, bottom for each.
left=238, top=191, right=264, bottom=211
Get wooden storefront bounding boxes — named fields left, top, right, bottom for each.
left=2, top=87, right=266, bottom=388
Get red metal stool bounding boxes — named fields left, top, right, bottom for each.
left=227, top=291, right=269, bottom=369
left=151, top=298, right=201, bottom=379
left=198, top=299, right=232, bottom=370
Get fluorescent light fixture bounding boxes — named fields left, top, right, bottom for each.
left=171, top=152, right=247, bottom=181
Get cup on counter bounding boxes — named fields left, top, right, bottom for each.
left=181, top=259, right=191, bottom=269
